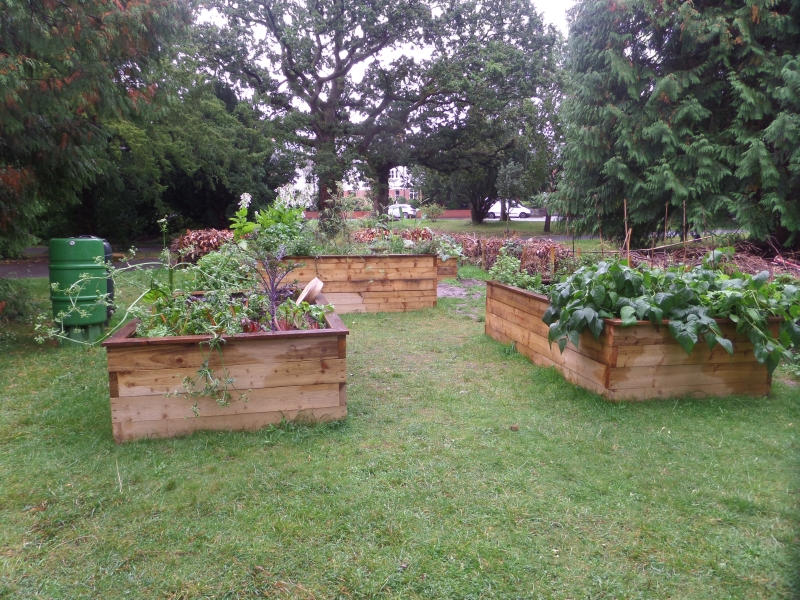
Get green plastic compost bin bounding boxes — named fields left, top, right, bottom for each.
left=49, top=237, right=113, bottom=343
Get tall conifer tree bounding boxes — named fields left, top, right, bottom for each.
left=0, top=0, right=190, bottom=256
left=558, top=0, right=800, bottom=247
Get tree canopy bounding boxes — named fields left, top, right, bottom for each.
left=40, top=76, right=296, bottom=245
left=557, top=0, right=800, bottom=247
left=0, top=0, right=191, bottom=256
left=200, top=0, right=558, bottom=213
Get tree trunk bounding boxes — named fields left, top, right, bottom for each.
left=500, top=198, right=507, bottom=221
left=372, top=164, right=392, bottom=213
left=544, top=211, right=551, bottom=233
left=470, top=200, right=485, bottom=224
left=316, top=172, right=337, bottom=213
left=314, top=131, right=342, bottom=215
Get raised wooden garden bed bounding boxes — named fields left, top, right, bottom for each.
left=485, top=281, right=774, bottom=401
left=287, top=255, right=457, bottom=313
left=102, top=294, right=348, bottom=443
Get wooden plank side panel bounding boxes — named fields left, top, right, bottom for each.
left=436, top=258, right=458, bottom=279
left=485, top=323, right=512, bottom=345
left=515, top=339, right=608, bottom=395
left=111, top=383, right=341, bottom=422
left=606, top=381, right=771, bottom=402
left=616, top=342, right=759, bottom=367
left=606, top=321, right=760, bottom=347
left=361, top=289, right=437, bottom=300
left=290, top=268, right=439, bottom=284
left=113, top=405, right=348, bottom=443
left=486, top=298, right=549, bottom=336
left=108, top=372, right=119, bottom=398
left=323, top=292, right=364, bottom=306
left=609, top=362, right=770, bottom=390
left=116, top=358, right=347, bottom=397
left=289, top=255, right=436, bottom=269
left=106, top=336, right=341, bottom=372
left=486, top=298, right=615, bottom=365
left=486, top=322, right=609, bottom=395
left=363, top=300, right=436, bottom=312
left=485, top=312, right=609, bottom=391
left=487, top=283, right=550, bottom=318
left=319, top=279, right=436, bottom=293
left=328, top=304, right=367, bottom=314
left=485, top=312, right=545, bottom=359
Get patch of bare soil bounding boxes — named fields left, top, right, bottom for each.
left=437, top=279, right=484, bottom=298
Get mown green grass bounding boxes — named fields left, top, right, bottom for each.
left=1, top=274, right=799, bottom=598
left=390, top=217, right=552, bottom=236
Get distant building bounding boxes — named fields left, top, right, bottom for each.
left=388, top=167, right=418, bottom=202
left=343, top=167, right=417, bottom=203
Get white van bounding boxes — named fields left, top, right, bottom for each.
left=486, top=201, right=531, bottom=219
left=386, top=203, right=419, bottom=220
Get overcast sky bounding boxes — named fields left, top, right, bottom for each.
left=535, top=0, right=574, bottom=35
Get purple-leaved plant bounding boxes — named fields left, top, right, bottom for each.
left=248, top=245, right=301, bottom=332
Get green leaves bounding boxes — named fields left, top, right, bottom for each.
left=558, top=0, right=800, bottom=249
left=544, top=257, right=799, bottom=372
left=142, top=286, right=169, bottom=304
left=488, top=249, right=544, bottom=292
left=669, top=320, right=698, bottom=355
left=751, top=271, right=770, bottom=291
left=591, top=285, right=607, bottom=307
left=620, top=306, right=638, bottom=326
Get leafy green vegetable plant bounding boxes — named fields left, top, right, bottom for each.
left=542, top=252, right=800, bottom=374
left=195, top=242, right=258, bottom=291
left=412, top=233, right=464, bottom=262
left=230, top=192, right=307, bottom=252
left=488, top=248, right=543, bottom=292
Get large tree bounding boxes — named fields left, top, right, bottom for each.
left=200, top=0, right=557, bottom=213
left=558, top=0, right=800, bottom=247
left=41, top=77, right=295, bottom=244
left=520, top=91, right=563, bottom=232
left=0, top=0, right=191, bottom=256
left=404, top=105, right=522, bottom=222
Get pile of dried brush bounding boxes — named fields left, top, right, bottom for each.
left=450, top=234, right=573, bottom=275
left=352, top=227, right=433, bottom=244
left=629, top=240, right=800, bottom=277
left=352, top=228, right=386, bottom=243
left=170, top=229, right=233, bottom=263
left=400, top=228, right=433, bottom=242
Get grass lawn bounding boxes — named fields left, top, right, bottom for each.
left=1, top=272, right=799, bottom=598
left=390, top=218, right=555, bottom=237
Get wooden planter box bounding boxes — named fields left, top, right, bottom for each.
left=485, top=281, right=774, bottom=401
left=286, top=255, right=457, bottom=313
left=102, top=294, right=349, bottom=443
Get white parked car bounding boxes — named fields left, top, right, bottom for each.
left=387, top=203, right=419, bottom=220
left=486, top=201, right=531, bottom=219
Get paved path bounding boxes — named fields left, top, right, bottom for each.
left=1, top=247, right=164, bottom=279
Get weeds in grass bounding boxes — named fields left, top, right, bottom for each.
left=501, top=341, right=518, bottom=356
